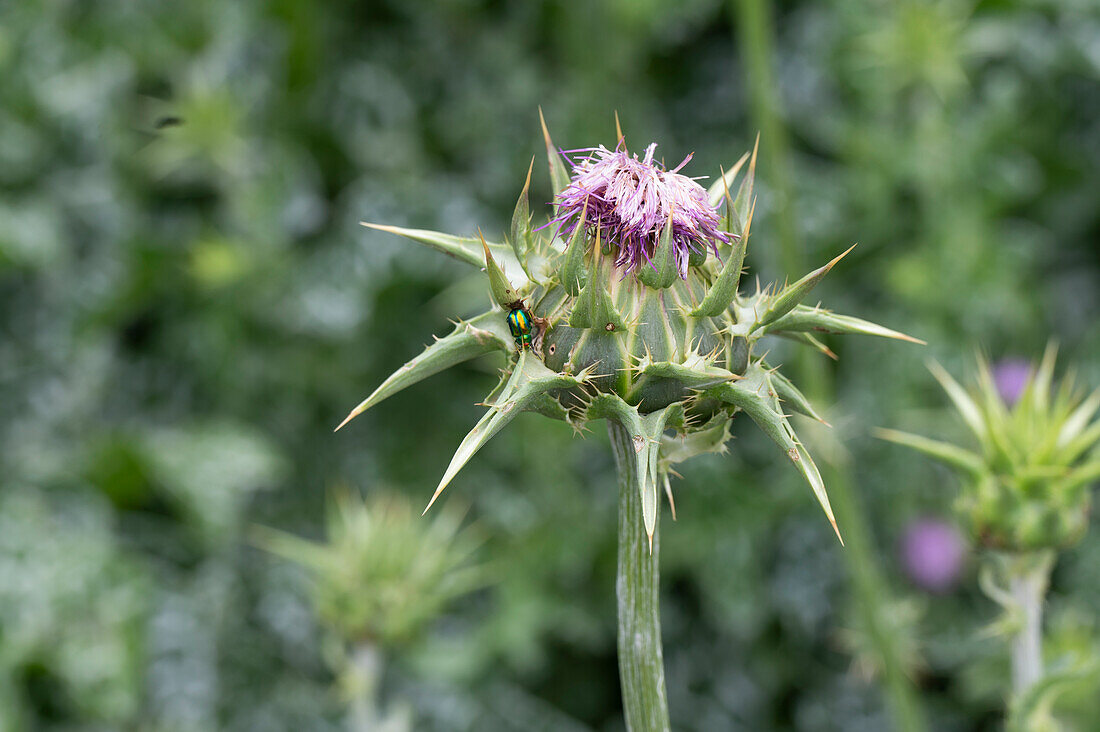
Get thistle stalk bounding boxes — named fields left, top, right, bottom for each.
left=880, top=349, right=1100, bottom=725
left=610, top=421, right=670, bottom=732
left=735, top=2, right=928, bottom=725
left=825, top=462, right=928, bottom=732
left=1006, top=551, right=1053, bottom=695
left=347, top=642, right=385, bottom=730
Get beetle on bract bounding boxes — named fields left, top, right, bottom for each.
left=506, top=303, right=535, bottom=350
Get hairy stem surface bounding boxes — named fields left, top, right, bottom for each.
left=609, top=421, right=670, bottom=732
left=347, top=642, right=384, bottom=730
left=1008, top=551, right=1053, bottom=695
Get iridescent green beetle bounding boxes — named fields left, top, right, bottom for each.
left=506, top=304, right=534, bottom=349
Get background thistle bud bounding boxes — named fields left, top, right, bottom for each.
left=341, top=117, right=921, bottom=546
left=255, top=491, right=483, bottom=731
left=254, top=490, right=483, bottom=647
left=878, top=346, right=1100, bottom=551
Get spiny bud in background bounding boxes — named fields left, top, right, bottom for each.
left=878, top=346, right=1100, bottom=552
left=339, top=114, right=921, bottom=546
left=253, top=490, right=483, bottom=648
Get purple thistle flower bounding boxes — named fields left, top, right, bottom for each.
left=992, top=358, right=1031, bottom=408
left=900, top=518, right=966, bottom=593
left=552, top=143, right=732, bottom=279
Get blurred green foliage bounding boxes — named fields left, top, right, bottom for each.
left=1, top=0, right=1098, bottom=730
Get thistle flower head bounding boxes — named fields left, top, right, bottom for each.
left=552, top=143, right=730, bottom=278
left=344, top=115, right=921, bottom=548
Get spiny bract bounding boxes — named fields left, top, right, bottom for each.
left=339, top=114, right=921, bottom=547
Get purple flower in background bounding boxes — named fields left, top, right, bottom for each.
left=901, top=518, right=966, bottom=593
left=552, top=143, right=731, bottom=279
left=993, top=358, right=1031, bottom=407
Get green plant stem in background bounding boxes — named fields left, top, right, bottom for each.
left=733, top=2, right=927, bottom=729
left=347, top=642, right=385, bottom=730
left=1006, top=551, right=1054, bottom=695
left=609, top=421, right=670, bottom=732
left=732, top=0, right=800, bottom=282
left=825, top=463, right=929, bottom=732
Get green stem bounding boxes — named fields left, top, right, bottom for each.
left=825, top=464, right=929, bottom=732
left=1007, top=551, right=1053, bottom=696
left=609, top=421, right=670, bottom=732
left=346, top=642, right=385, bottom=730
left=733, top=2, right=928, bottom=727
left=733, top=0, right=800, bottom=279
left=732, top=0, right=813, bottom=392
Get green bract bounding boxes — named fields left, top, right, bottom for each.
left=878, top=346, right=1100, bottom=551
left=341, top=117, right=921, bottom=546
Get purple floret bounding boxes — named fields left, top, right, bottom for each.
left=901, top=518, right=966, bottom=593
left=551, top=143, right=732, bottom=279
left=992, top=358, right=1031, bottom=408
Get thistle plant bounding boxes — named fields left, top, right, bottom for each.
left=878, top=347, right=1100, bottom=728
left=255, top=491, right=482, bottom=731
left=338, top=114, right=919, bottom=731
